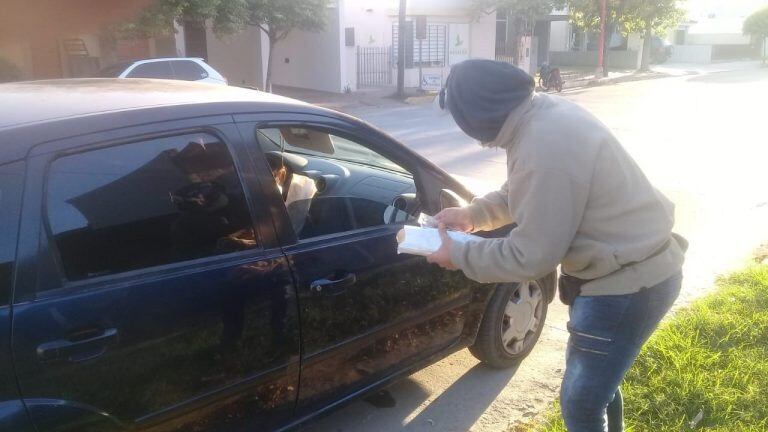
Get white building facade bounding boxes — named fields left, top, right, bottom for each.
left=269, top=0, right=497, bottom=93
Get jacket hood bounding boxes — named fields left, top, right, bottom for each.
left=446, top=59, right=534, bottom=143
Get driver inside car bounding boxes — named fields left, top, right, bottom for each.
left=267, top=152, right=317, bottom=235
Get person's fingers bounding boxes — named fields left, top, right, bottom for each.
left=438, top=223, right=451, bottom=242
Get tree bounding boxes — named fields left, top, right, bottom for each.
left=114, top=0, right=249, bottom=38
left=744, top=6, right=768, bottom=65
left=397, top=0, right=406, bottom=97
left=472, top=0, right=565, bottom=67
left=246, top=0, right=327, bottom=91
left=623, top=0, right=685, bottom=71
left=567, top=0, right=631, bottom=76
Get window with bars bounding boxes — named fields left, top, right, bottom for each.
left=393, top=22, right=447, bottom=68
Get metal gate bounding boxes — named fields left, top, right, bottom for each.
left=357, top=46, right=393, bottom=87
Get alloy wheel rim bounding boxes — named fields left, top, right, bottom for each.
left=500, top=281, right=544, bottom=355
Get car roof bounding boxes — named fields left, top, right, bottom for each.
left=133, top=57, right=207, bottom=63
left=0, top=78, right=306, bottom=130
left=0, top=79, right=318, bottom=163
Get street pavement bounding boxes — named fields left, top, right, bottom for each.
left=301, top=62, right=768, bottom=431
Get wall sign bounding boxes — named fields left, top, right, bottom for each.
left=421, top=73, right=442, bottom=91
left=448, top=23, right=470, bottom=65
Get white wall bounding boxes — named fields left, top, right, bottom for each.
left=270, top=5, right=343, bottom=92
left=549, top=21, right=570, bottom=52
left=669, top=45, right=713, bottom=63
left=469, top=11, right=496, bottom=60
left=687, top=33, right=751, bottom=45
left=206, top=25, right=265, bottom=88
left=342, top=0, right=396, bottom=91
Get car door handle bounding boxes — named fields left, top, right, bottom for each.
left=37, top=328, right=119, bottom=363
left=311, top=272, right=357, bottom=295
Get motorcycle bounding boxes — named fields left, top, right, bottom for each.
left=538, top=63, right=563, bottom=93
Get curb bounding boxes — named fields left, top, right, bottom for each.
left=563, top=71, right=674, bottom=91
left=404, top=93, right=437, bottom=105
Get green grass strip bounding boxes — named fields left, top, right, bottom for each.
left=528, top=264, right=768, bottom=432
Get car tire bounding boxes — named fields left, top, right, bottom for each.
left=469, top=280, right=548, bottom=369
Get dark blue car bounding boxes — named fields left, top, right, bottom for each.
left=0, top=79, right=555, bottom=431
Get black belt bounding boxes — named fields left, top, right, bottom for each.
left=558, top=235, right=685, bottom=305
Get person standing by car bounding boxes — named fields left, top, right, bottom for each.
left=426, top=59, right=686, bottom=432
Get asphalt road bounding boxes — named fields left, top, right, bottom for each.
left=301, top=63, right=768, bottom=431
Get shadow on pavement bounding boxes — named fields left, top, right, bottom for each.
left=403, top=362, right=520, bottom=431
left=686, top=69, right=767, bottom=84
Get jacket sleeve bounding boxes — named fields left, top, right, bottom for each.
left=450, top=168, right=590, bottom=283
left=466, top=181, right=514, bottom=232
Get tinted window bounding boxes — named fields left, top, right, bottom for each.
left=171, top=60, right=208, bottom=81
left=0, top=162, right=24, bottom=305
left=47, top=133, right=257, bottom=281
left=257, top=127, right=416, bottom=240
left=127, top=61, right=173, bottom=79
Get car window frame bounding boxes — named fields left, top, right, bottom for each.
left=15, top=118, right=279, bottom=302
left=0, top=160, right=25, bottom=307
left=235, top=113, right=425, bottom=247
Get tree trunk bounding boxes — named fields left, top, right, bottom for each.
left=265, top=38, right=275, bottom=92
left=602, top=20, right=614, bottom=77
left=507, top=15, right=522, bottom=66
left=396, top=0, right=406, bottom=98
left=640, top=25, right=652, bottom=71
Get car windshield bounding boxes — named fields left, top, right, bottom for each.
left=258, top=129, right=410, bottom=175
left=95, top=62, right=131, bottom=78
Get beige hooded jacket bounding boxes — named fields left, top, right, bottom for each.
left=450, top=92, right=685, bottom=296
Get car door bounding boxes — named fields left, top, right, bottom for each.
left=235, top=113, right=484, bottom=417
left=11, top=118, right=300, bottom=431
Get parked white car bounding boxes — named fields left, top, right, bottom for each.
left=96, top=58, right=227, bottom=85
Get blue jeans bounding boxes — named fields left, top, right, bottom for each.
left=560, top=273, right=682, bottom=432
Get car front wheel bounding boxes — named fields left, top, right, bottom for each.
left=469, top=280, right=548, bottom=369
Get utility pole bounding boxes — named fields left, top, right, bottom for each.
left=596, top=0, right=607, bottom=78
left=397, top=0, right=407, bottom=98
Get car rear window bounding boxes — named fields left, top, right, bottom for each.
left=0, top=161, right=24, bottom=306
left=46, top=133, right=258, bottom=282
left=127, top=61, right=174, bottom=79
left=171, top=60, right=209, bottom=81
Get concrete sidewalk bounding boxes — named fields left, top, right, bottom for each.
left=272, top=85, right=419, bottom=113
left=274, top=60, right=763, bottom=114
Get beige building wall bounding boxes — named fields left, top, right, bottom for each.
left=206, top=25, right=266, bottom=88
left=0, top=40, right=33, bottom=79
left=270, top=5, right=344, bottom=92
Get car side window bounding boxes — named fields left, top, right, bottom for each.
left=127, top=61, right=173, bottom=79
left=171, top=61, right=209, bottom=81
left=46, top=133, right=258, bottom=282
left=0, top=161, right=24, bottom=305
left=256, top=127, right=417, bottom=240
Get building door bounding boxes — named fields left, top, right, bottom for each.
left=184, top=21, right=208, bottom=61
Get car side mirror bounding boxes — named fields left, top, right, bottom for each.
left=440, top=189, right=468, bottom=210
